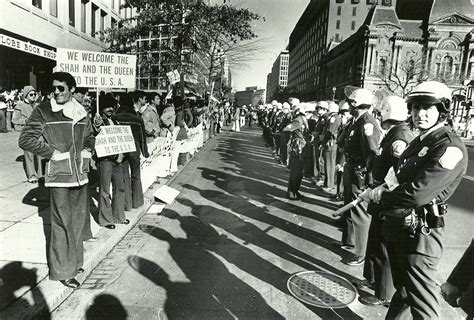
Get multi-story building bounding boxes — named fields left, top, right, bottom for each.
left=320, top=1, right=474, bottom=119
left=234, top=86, right=265, bottom=107
left=287, top=0, right=395, bottom=100
left=266, top=50, right=289, bottom=102
left=0, top=0, right=128, bottom=91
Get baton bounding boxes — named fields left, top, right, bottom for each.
left=331, top=183, right=388, bottom=218
left=332, top=198, right=364, bottom=217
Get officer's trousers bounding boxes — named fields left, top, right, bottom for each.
left=287, top=153, right=304, bottom=198
left=49, top=185, right=87, bottom=280
left=280, top=132, right=290, bottom=165
left=303, top=144, right=315, bottom=178
left=384, top=219, right=443, bottom=320
left=323, top=145, right=337, bottom=188
left=98, top=160, right=126, bottom=225
left=363, top=212, right=395, bottom=300
left=342, top=163, right=371, bottom=256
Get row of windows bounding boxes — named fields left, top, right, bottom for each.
left=336, top=6, right=357, bottom=16
left=335, top=0, right=392, bottom=4
left=335, top=20, right=356, bottom=30
left=30, top=0, right=123, bottom=39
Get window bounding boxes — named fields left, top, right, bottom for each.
left=50, top=0, right=57, bottom=17
left=336, top=0, right=344, bottom=3
left=336, top=20, right=340, bottom=29
left=100, top=10, right=106, bottom=33
left=32, top=0, right=42, bottom=9
left=352, top=7, right=357, bottom=16
left=351, top=21, right=356, bottom=30
left=440, top=56, right=454, bottom=77
left=381, top=0, right=392, bottom=5
left=337, top=6, right=341, bottom=15
left=378, top=58, right=386, bottom=75
left=81, top=0, right=88, bottom=33
left=91, top=4, right=98, bottom=37
left=367, top=0, right=377, bottom=3
left=351, top=0, right=360, bottom=3
left=69, top=0, right=75, bottom=26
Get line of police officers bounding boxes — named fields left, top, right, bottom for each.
left=259, top=80, right=468, bottom=319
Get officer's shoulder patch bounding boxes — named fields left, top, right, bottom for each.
left=438, top=146, right=463, bottom=170
left=364, top=123, right=374, bottom=136
left=392, top=140, right=408, bottom=157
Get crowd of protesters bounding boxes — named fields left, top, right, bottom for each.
left=257, top=82, right=472, bottom=319
left=12, top=71, right=228, bottom=290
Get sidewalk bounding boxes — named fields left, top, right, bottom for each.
left=0, top=129, right=211, bottom=319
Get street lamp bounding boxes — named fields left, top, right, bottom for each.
left=332, top=87, right=336, bottom=100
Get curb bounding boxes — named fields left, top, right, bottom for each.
left=0, top=131, right=215, bottom=319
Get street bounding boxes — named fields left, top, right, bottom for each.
left=52, top=126, right=473, bottom=320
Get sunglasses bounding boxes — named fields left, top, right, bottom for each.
left=28, top=92, right=37, bottom=97
left=52, top=85, right=67, bottom=93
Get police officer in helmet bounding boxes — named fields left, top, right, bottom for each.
left=337, top=87, right=382, bottom=266
left=360, top=81, right=468, bottom=319
left=358, top=95, right=415, bottom=307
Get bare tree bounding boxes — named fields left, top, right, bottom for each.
left=374, top=54, right=428, bottom=97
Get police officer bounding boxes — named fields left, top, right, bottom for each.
left=312, top=101, right=329, bottom=185
left=284, top=102, right=308, bottom=200
left=278, top=102, right=292, bottom=166
left=358, top=96, right=415, bottom=306
left=334, top=101, right=353, bottom=201
left=340, top=88, right=382, bottom=265
left=321, top=101, right=342, bottom=193
left=361, top=81, right=468, bottom=319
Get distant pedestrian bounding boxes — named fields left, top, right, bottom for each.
left=15, top=86, right=44, bottom=183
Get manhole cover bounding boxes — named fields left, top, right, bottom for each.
left=287, top=271, right=357, bottom=308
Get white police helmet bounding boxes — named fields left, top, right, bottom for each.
left=327, top=101, right=339, bottom=113
left=345, top=86, right=373, bottom=108
left=406, top=81, right=451, bottom=113
left=339, top=100, right=350, bottom=111
left=316, top=100, right=329, bottom=110
left=289, top=97, right=300, bottom=107
left=379, top=96, right=409, bottom=123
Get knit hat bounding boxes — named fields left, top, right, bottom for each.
left=22, top=85, right=36, bottom=100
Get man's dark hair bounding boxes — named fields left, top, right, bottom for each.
left=148, top=91, right=161, bottom=103
left=52, top=72, right=76, bottom=89
left=75, top=87, right=89, bottom=94
left=131, top=90, right=147, bottom=103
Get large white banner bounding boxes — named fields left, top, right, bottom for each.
left=140, top=128, right=179, bottom=191
left=56, top=48, right=136, bottom=88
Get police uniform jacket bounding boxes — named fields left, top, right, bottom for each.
left=343, top=111, right=381, bottom=176
left=322, top=112, right=342, bottom=146
left=379, top=124, right=468, bottom=211
left=313, top=113, right=328, bottom=143
left=372, top=123, right=415, bottom=184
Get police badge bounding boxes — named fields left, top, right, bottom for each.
left=418, top=146, right=429, bottom=157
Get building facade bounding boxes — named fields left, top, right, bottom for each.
left=320, top=1, right=474, bottom=119
left=234, top=86, right=265, bottom=107
left=266, top=50, right=289, bottom=102
left=0, top=0, right=128, bottom=91
left=287, top=0, right=395, bottom=100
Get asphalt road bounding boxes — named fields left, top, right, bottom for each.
left=52, top=126, right=472, bottom=320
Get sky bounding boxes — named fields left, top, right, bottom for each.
left=229, top=0, right=309, bottom=91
